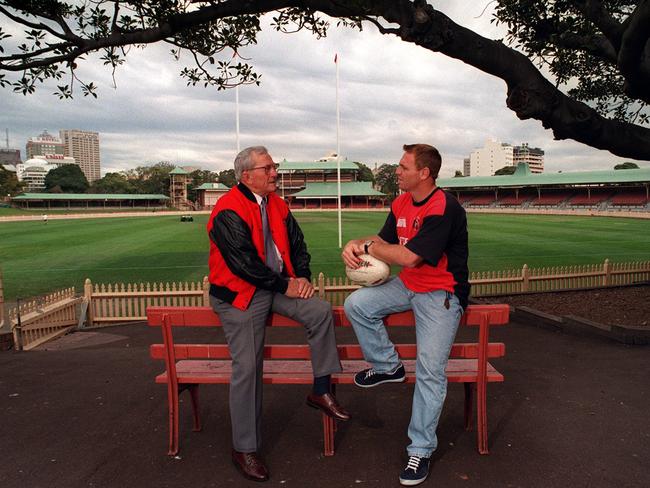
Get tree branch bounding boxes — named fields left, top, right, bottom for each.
left=360, top=0, right=650, bottom=160
left=618, top=0, right=650, bottom=100
left=577, top=0, right=625, bottom=50
left=552, top=32, right=617, bottom=64
left=0, top=5, right=68, bottom=41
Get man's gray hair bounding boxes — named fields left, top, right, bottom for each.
left=234, top=146, right=269, bottom=181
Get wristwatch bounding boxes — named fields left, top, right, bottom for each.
left=364, top=240, right=374, bottom=254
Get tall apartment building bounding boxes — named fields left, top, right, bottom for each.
left=26, top=130, right=65, bottom=159
left=513, top=143, right=544, bottom=173
left=60, top=129, right=101, bottom=182
left=0, top=148, right=21, bottom=166
left=466, top=139, right=544, bottom=176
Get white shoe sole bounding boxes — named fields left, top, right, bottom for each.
left=353, top=375, right=406, bottom=388
left=399, top=474, right=428, bottom=486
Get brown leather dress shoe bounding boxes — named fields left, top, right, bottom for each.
left=306, top=392, right=351, bottom=421
left=231, top=449, right=269, bottom=482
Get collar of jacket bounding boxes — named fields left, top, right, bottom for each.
left=237, top=182, right=259, bottom=203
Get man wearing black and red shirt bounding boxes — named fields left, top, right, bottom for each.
left=208, top=146, right=349, bottom=482
left=342, top=144, right=469, bottom=487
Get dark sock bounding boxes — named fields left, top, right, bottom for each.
left=312, top=375, right=331, bottom=396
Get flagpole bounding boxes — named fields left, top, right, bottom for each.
left=235, top=85, right=241, bottom=153
left=335, top=53, right=342, bottom=248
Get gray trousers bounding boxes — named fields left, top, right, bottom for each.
left=210, top=289, right=342, bottom=452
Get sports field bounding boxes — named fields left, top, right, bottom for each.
left=0, top=212, right=648, bottom=301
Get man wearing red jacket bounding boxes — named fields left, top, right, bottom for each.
left=207, top=146, right=349, bottom=482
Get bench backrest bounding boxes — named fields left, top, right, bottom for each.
left=147, top=304, right=509, bottom=328
left=148, top=304, right=509, bottom=362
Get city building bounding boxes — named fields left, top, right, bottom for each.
left=0, top=148, right=21, bottom=166
left=513, top=143, right=544, bottom=173
left=15, top=159, right=60, bottom=191
left=60, top=129, right=101, bottom=182
left=32, top=154, right=76, bottom=167
left=466, top=139, right=544, bottom=176
left=26, top=130, right=65, bottom=159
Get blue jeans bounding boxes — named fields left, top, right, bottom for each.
left=344, top=276, right=463, bottom=458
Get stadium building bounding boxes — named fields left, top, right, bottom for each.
left=195, top=182, right=230, bottom=208
left=276, top=159, right=386, bottom=209
left=11, top=193, right=169, bottom=210
left=438, top=163, right=650, bottom=212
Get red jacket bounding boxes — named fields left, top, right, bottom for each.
left=207, top=184, right=310, bottom=310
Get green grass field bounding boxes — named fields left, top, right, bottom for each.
left=0, top=212, right=648, bottom=301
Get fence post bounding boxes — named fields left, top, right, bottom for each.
left=13, top=298, right=23, bottom=351
left=0, top=266, right=4, bottom=329
left=318, top=272, right=325, bottom=300
left=202, top=276, right=209, bottom=306
left=603, top=259, right=611, bottom=286
left=84, top=278, right=94, bottom=327
left=521, top=264, right=529, bottom=292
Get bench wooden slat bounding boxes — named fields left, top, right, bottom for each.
left=155, top=359, right=504, bottom=385
left=147, top=304, right=510, bottom=328
left=149, top=342, right=506, bottom=360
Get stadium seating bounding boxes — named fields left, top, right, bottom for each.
left=466, top=194, right=496, bottom=206
left=568, top=192, right=612, bottom=206
left=496, top=195, right=530, bottom=206
left=610, top=190, right=648, bottom=206
left=530, top=193, right=571, bottom=206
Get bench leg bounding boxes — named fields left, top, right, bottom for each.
left=188, top=384, right=202, bottom=432
left=476, top=379, right=489, bottom=455
left=322, top=384, right=337, bottom=456
left=322, top=413, right=336, bottom=456
left=464, top=383, right=474, bottom=431
left=167, top=384, right=180, bottom=456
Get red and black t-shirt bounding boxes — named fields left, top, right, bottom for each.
left=378, top=187, right=470, bottom=309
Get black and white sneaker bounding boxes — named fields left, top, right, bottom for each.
left=399, top=455, right=430, bottom=486
left=353, top=362, right=406, bottom=388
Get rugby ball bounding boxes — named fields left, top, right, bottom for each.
left=345, top=254, right=390, bottom=287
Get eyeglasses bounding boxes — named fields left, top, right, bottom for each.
left=248, top=163, right=280, bottom=174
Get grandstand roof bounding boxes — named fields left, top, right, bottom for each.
left=13, top=193, right=169, bottom=200
left=195, top=182, right=230, bottom=190
left=438, top=164, right=650, bottom=189
left=278, top=160, right=361, bottom=171
left=291, top=181, right=385, bottom=198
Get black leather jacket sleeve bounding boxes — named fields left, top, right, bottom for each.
left=210, top=209, right=289, bottom=294
left=286, top=210, right=311, bottom=280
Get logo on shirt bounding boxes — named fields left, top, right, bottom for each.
left=413, top=217, right=420, bottom=231
left=397, top=218, right=407, bottom=228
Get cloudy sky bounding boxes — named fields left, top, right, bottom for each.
left=2, top=2, right=647, bottom=178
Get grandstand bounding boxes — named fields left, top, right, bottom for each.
left=438, top=163, right=650, bottom=213
left=11, top=193, right=170, bottom=209
left=276, top=160, right=387, bottom=209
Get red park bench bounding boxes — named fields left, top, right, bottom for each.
left=147, top=304, right=509, bottom=457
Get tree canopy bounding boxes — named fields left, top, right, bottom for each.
left=614, top=161, right=640, bottom=169
left=494, top=165, right=517, bottom=176
left=89, top=172, right=136, bottom=193
left=355, top=162, right=375, bottom=183
left=0, top=166, right=23, bottom=196
left=375, top=163, right=398, bottom=198
left=44, top=164, right=89, bottom=193
left=1, top=1, right=649, bottom=160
